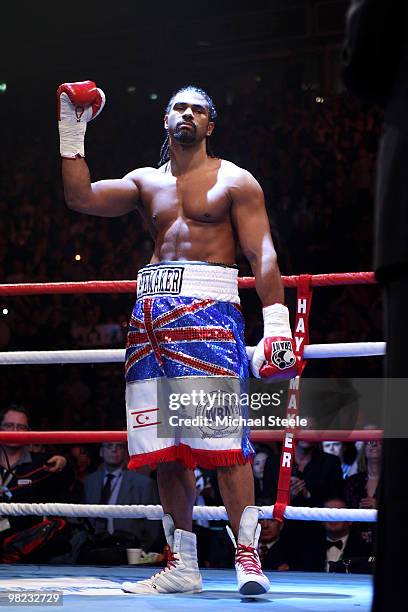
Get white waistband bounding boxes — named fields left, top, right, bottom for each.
left=136, top=261, right=240, bottom=304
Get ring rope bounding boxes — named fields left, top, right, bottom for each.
left=0, top=342, right=386, bottom=365
left=0, top=273, right=380, bottom=527
left=0, top=503, right=377, bottom=522
left=0, top=429, right=383, bottom=445
left=0, top=271, right=376, bottom=296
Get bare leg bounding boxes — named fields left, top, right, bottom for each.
left=217, top=462, right=255, bottom=535
left=157, top=461, right=196, bottom=531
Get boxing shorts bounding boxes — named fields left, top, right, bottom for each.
left=125, top=261, right=254, bottom=469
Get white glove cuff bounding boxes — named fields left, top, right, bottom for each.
left=59, top=121, right=87, bottom=158
left=263, top=303, right=292, bottom=338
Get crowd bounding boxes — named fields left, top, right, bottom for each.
left=0, top=404, right=378, bottom=570
left=0, top=85, right=383, bottom=569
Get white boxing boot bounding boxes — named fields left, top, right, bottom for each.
left=227, top=506, right=271, bottom=596
left=122, top=514, right=202, bottom=594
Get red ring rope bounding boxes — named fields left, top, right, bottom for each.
left=0, top=271, right=380, bottom=520
left=0, top=272, right=376, bottom=296
left=0, top=429, right=383, bottom=445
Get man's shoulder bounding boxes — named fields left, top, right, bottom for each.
left=220, top=159, right=261, bottom=190
left=124, top=166, right=159, bottom=183
left=315, top=450, right=342, bottom=470
left=220, top=159, right=252, bottom=179
left=84, top=468, right=102, bottom=483
left=21, top=450, right=49, bottom=466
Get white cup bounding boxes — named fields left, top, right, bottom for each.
left=126, top=548, right=143, bottom=565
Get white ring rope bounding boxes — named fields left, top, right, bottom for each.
left=303, top=341, right=385, bottom=359
left=0, top=342, right=386, bottom=365
left=0, top=503, right=376, bottom=522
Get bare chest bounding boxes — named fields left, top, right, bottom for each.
left=138, top=170, right=231, bottom=227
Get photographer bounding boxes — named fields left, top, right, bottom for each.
left=0, top=404, right=74, bottom=563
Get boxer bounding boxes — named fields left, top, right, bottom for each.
left=58, top=81, right=296, bottom=595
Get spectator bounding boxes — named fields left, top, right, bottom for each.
left=258, top=517, right=289, bottom=571
left=320, top=498, right=374, bottom=574
left=0, top=404, right=74, bottom=563
left=345, top=434, right=382, bottom=552
left=69, top=445, right=92, bottom=483
left=67, top=445, right=93, bottom=502
left=322, top=441, right=358, bottom=478
left=79, top=441, right=161, bottom=564
left=263, top=440, right=344, bottom=508
left=345, top=437, right=382, bottom=510
left=252, top=447, right=272, bottom=498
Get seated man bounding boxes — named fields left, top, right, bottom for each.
left=0, top=404, right=74, bottom=563
left=256, top=497, right=291, bottom=571
left=80, top=442, right=161, bottom=564
left=321, top=497, right=374, bottom=574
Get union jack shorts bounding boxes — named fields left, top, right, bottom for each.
left=125, top=261, right=254, bottom=469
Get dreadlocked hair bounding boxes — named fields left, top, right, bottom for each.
left=158, top=85, right=218, bottom=167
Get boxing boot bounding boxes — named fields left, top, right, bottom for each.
left=227, top=506, right=271, bottom=596
left=122, top=514, right=202, bottom=594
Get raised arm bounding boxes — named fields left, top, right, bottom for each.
left=58, top=80, right=140, bottom=217
left=230, top=169, right=283, bottom=306
left=62, top=158, right=140, bottom=217
left=230, top=169, right=297, bottom=380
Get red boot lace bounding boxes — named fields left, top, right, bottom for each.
left=151, top=545, right=179, bottom=579
left=165, top=544, right=178, bottom=570
left=236, top=544, right=263, bottom=575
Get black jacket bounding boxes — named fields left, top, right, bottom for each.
left=0, top=450, right=74, bottom=535
left=263, top=449, right=344, bottom=507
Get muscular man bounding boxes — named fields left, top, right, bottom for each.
left=58, top=81, right=296, bottom=595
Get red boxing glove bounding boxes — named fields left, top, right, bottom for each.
left=57, top=80, right=105, bottom=158
left=250, top=304, right=297, bottom=380
left=259, top=336, right=297, bottom=379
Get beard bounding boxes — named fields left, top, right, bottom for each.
left=173, top=123, right=197, bottom=144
